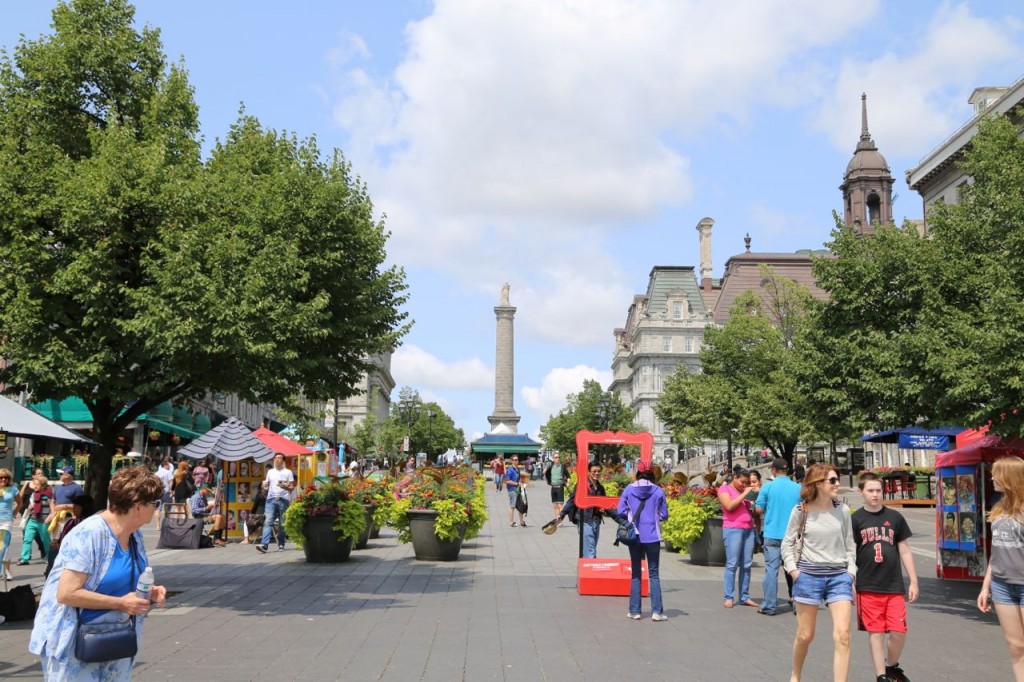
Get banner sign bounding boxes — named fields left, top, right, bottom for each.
left=899, top=433, right=949, bottom=450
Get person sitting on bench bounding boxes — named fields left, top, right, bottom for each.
left=190, top=484, right=227, bottom=546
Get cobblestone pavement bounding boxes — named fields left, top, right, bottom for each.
left=0, top=486, right=1011, bottom=681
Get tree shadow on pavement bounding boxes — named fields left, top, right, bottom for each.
left=910, top=575, right=992, bottom=624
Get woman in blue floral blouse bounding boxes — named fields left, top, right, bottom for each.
left=30, top=466, right=167, bottom=680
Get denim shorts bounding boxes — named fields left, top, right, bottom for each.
left=792, top=571, right=854, bottom=606
left=507, top=487, right=519, bottom=507
left=990, top=578, right=1024, bottom=606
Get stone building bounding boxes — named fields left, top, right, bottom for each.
left=906, top=76, right=1024, bottom=219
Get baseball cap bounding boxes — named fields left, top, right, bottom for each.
left=60, top=466, right=75, bottom=475
left=771, top=457, right=789, bottom=471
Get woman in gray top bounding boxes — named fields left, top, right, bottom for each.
left=781, top=464, right=856, bottom=682
left=977, top=455, right=1024, bottom=681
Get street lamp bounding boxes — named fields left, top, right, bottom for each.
left=397, top=399, right=418, bottom=458
left=728, top=427, right=739, bottom=471
left=427, top=410, right=436, bottom=462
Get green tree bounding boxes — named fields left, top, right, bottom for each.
left=656, top=280, right=817, bottom=466
left=0, top=0, right=409, bottom=505
left=388, top=387, right=461, bottom=459
left=808, top=113, right=1024, bottom=437
left=539, top=379, right=640, bottom=461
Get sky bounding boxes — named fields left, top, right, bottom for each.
left=3, top=1, right=1023, bottom=443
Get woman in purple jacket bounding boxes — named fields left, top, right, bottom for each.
left=617, top=460, right=670, bottom=621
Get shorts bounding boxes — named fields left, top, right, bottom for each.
left=990, top=578, right=1024, bottom=607
left=792, top=571, right=854, bottom=606
left=857, top=591, right=907, bottom=632
left=551, top=486, right=565, bottom=504
left=507, top=487, right=519, bottom=507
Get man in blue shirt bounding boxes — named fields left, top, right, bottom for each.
left=505, top=456, right=526, bottom=527
left=754, top=457, right=802, bottom=615
left=52, top=467, right=84, bottom=512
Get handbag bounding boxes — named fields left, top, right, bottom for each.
left=18, top=508, right=29, bottom=531
left=515, top=486, right=529, bottom=514
left=794, top=503, right=808, bottom=563
left=614, top=496, right=648, bottom=547
left=74, top=537, right=140, bottom=663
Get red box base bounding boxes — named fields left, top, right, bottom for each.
left=577, top=558, right=648, bottom=596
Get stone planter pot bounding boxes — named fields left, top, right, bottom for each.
left=369, top=524, right=381, bottom=539
left=302, top=515, right=355, bottom=563
left=664, top=539, right=680, bottom=553
left=355, top=505, right=374, bottom=550
left=407, top=509, right=465, bottom=561
left=688, top=516, right=726, bottom=566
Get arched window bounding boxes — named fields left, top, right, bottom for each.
left=867, top=193, right=881, bottom=224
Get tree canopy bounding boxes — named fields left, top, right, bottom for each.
left=538, top=379, right=641, bottom=461
left=386, top=386, right=463, bottom=459
left=656, top=274, right=820, bottom=466
left=0, top=0, right=408, bottom=503
left=808, top=112, right=1024, bottom=437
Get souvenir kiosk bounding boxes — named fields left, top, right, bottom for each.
left=574, top=430, right=652, bottom=597
left=934, top=433, right=1024, bottom=580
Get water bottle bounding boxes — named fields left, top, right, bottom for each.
left=136, top=566, right=154, bottom=601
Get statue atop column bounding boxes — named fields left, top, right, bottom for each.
left=500, top=282, right=511, bottom=306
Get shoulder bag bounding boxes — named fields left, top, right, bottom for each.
left=794, top=503, right=808, bottom=563
left=614, top=496, right=648, bottom=547
left=74, top=536, right=141, bottom=663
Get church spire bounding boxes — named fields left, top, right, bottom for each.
left=856, top=93, right=877, bottom=151
left=841, top=92, right=893, bottom=235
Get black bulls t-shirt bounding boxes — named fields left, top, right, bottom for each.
left=851, top=506, right=912, bottom=593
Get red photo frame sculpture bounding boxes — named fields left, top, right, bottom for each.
left=573, top=430, right=654, bottom=510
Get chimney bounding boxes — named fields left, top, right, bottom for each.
left=696, top=217, right=714, bottom=290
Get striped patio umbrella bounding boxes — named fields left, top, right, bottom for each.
left=176, top=416, right=274, bottom=463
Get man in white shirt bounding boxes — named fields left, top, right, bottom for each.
left=155, top=456, right=174, bottom=525
left=257, top=453, right=295, bottom=553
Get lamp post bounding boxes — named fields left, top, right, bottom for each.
left=728, top=427, right=738, bottom=471
left=398, top=399, right=417, bottom=461
left=427, top=410, right=436, bottom=463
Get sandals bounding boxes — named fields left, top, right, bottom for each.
left=510, top=522, right=518, bottom=527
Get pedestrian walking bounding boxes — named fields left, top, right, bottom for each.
left=754, top=458, right=802, bottom=615
left=172, top=461, right=193, bottom=504
left=976, top=455, right=1024, bottom=681
left=505, top=456, right=527, bottom=527
left=617, top=460, right=669, bottom=621
left=17, top=468, right=49, bottom=560
left=493, top=457, right=505, bottom=491
left=781, top=464, right=857, bottom=682
left=29, top=466, right=168, bottom=680
left=256, top=453, right=295, bottom=553
left=19, top=473, right=52, bottom=566
left=0, top=468, right=17, bottom=581
left=719, top=468, right=759, bottom=608
left=852, top=472, right=918, bottom=682
left=544, top=453, right=570, bottom=523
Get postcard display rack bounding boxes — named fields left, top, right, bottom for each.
left=222, top=460, right=267, bottom=540
left=936, top=464, right=992, bottom=581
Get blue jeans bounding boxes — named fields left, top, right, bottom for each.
left=494, top=473, right=504, bottom=490
left=262, top=497, right=289, bottom=548
left=761, top=538, right=783, bottom=612
left=723, top=527, right=754, bottom=602
left=582, top=519, right=600, bottom=558
left=628, top=541, right=663, bottom=615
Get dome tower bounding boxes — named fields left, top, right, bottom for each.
left=840, top=94, right=894, bottom=236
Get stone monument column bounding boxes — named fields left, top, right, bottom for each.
left=488, top=283, right=521, bottom=433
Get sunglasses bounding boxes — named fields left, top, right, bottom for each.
left=826, top=477, right=840, bottom=484
left=146, top=499, right=163, bottom=509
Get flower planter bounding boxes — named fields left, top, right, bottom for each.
left=407, top=509, right=465, bottom=561
left=688, top=516, right=726, bottom=566
left=369, top=524, right=381, bottom=539
left=302, top=515, right=355, bottom=563
left=664, top=539, right=680, bottom=553
left=355, top=505, right=374, bottom=550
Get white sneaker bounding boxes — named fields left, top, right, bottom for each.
left=3, top=571, right=11, bottom=581
left=652, top=612, right=668, bottom=622
left=626, top=612, right=641, bottom=620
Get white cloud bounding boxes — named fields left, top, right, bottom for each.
left=522, top=365, right=613, bottom=423
left=328, top=0, right=880, bottom=272
left=392, top=345, right=492, bottom=390
left=813, top=3, right=1021, bottom=158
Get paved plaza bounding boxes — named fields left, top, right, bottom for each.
left=0, top=486, right=1012, bottom=681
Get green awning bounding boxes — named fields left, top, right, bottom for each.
left=30, top=398, right=94, bottom=423
left=144, top=417, right=202, bottom=440
left=470, top=444, right=541, bottom=454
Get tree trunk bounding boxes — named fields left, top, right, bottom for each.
left=87, top=402, right=119, bottom=509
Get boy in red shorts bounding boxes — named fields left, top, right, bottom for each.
left=852, top=472, right=919, bottom=682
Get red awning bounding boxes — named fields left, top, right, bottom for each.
left=935, top=434, right=1024, bottom=468
left=251, top=427, right=313, bottom=457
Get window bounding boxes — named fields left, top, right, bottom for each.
left=684, top=337, right=694, bottom=353
left=672, top=302, right=683, bottom=319
left=662, top=337, right=672, bottom=352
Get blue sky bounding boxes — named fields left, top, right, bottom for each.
left=4, top=1, right=1023, bottom=442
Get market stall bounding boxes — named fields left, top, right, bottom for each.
left=934, top=435, right=1024, bottom=581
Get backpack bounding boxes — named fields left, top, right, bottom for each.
left=614, top=496, right=648, bottom=547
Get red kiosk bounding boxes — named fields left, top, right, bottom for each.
left=574, top=430, right=653, bottom=597
left=934, top=432, right=1024, bottom=580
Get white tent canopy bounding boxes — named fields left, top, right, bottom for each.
left=0, top=395, right=96, bottom=444
left=176, top=416, right=274, bottom=462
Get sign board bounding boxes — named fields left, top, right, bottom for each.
left=0, top=430, right=6, bottom=449
left=899, top=433, right=949, bottom=450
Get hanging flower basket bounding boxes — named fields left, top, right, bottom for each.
left=170, top=434, right=181, bottom=445
left=149, top=430, right=161, bottom=442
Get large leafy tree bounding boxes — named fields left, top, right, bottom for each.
left=0, top=0, right=408, bottom=504
left=539, top=379, right=641, bottom=461
left=388, top=387, right=462, bottom=459
left=808, top=113, right=1024, bottom=437
left=656, top=278, right=818, bottom=466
